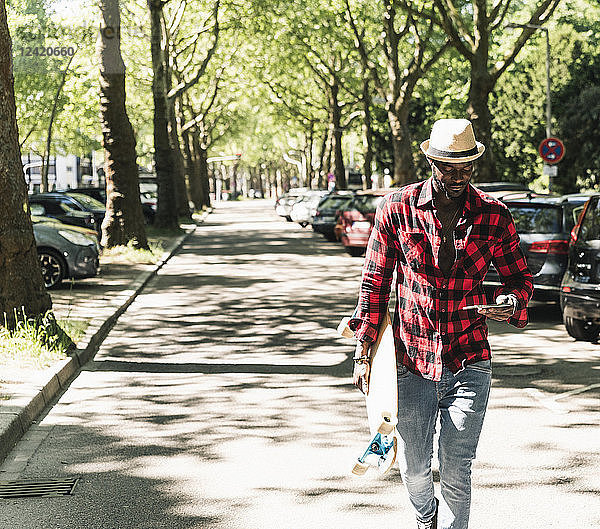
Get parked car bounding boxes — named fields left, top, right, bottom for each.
left=28, top=193, right=98, bottom=233
left=312, top=192, right=355, bottom=241
left=335, top=189, right=392, bottom=257
left=560, top=194, right=600, bottom=341
left=483, top=193, right=591, bottom=302
left=32, top=216, right=100, bottom=289
left=71, top=186, right=156, bottom=225
left=473, top=182, right=531, bottom=194
left=274, top=188, right=309, bottom=221
left=290, top=190, right=329, bottom=227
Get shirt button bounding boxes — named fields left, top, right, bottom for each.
left=441, top=308, right=446, bottom=313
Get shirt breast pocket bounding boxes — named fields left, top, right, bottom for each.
left=461, top=236, right=494, bottom=278
left=400, top=231, right=426, bottom=271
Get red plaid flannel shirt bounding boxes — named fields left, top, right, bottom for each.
left=349, top=179, right=533, bottom=381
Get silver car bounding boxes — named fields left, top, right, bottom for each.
left=32, top=216, right=100, bottom=289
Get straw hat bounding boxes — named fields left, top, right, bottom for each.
left=420, top=118, right=485, bottom=163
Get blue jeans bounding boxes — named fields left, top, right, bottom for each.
left=395, top=360, right=491, bottom=529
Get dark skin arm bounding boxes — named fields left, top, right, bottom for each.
left=352, top=341, right=371, bottom=394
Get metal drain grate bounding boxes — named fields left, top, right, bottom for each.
left=0, top=478, right=79, bottom=499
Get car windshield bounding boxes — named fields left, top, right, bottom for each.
left=354, top=195, right=384, bottom=214
left=507, top=204, right=562, bottom=234
left=318, top=195, right=352, bottom=210
left=67, top=193, right=105, bottom=210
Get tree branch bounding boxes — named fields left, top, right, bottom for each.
left=489, top=0, right=513, bottom=32
left=167, top=0, right=220, bottom=100
left=491, top=0, right=561, bottom=82
left=432, top=0, right=474, bottom=59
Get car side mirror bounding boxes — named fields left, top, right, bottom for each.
left=30, top=204, right=45, bottom=216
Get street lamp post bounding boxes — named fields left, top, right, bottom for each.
left=507, top=22, right=554, bottom=190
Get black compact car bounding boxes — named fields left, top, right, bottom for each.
left=311, top=192, right=355, bottom=241
left=483, top=193, right=591, bottom=302
left=72, top=186, right=156, bottom=225
left=560, top=194, right=600, bottom=341
left=28, top=193, right=98, bottom=233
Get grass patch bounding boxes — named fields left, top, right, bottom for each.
left=101, top=240, right=165, bottom=264
left=0, top=312, right=83, bottom=369
left=59, top=318, right=89, bottom=345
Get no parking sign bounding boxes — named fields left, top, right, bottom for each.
left=539, top=137, right=565, bottom=164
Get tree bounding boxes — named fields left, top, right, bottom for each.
left=0, top=0, right=51, bottom=326
left=98, top=0, right=148, bottom=249
left=9, top=0, right=100, bottom=185
left=345, top=0, right=448, bottom=185
left=426, top=0, right=561, bottom=181
left=40, top=51, right=74, bottom=192
left=165, top=0, right=220, bottom=212
left=148, top=0, right=178, bottom=229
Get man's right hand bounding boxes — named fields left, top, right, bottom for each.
left=352, top=341, right=371, bottom=395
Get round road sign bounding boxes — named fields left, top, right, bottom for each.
left=539, top=137, right=565, bottom=164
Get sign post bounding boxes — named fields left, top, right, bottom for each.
left=538, top=137, right=565, bottom=192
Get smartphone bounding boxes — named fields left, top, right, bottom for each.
left=461, top=303, right=513, bottom=310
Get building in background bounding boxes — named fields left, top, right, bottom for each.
left=22, top=151, right=104, bottom=193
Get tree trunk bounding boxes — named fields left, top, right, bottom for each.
left=467, top=63, right=496, bottom=182
left=0, top=1, right=52, bottom=326
left=185, top=129, right=205, bottom=210
left=182, top=128, right=200, bottom=211
left=192, top=133, right=211, bottom=208
left=149, top=0, right=178, bottom=230
left=306, top=124, right=314, bottom=188
left=362, top=77, right=374, bottom=188
left=41, top=54, right=75, bottom=193
left=166, top=92, right=191, bottom=218
left=316, top=128, right=328, bottom=189
left=330, top=81, right=346, bottom=189
left=98, top=0, right=148, bottom=249
left=388, top=103, right=415, bottom=186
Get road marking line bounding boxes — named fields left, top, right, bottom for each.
left=525, top=383, right=600, bottom=414
left=552, top=383, right=600, bottom=401
left=525, top=388, right=569, bottom=414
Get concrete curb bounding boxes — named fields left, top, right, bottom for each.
left=0, top=223, right=199, bottom=465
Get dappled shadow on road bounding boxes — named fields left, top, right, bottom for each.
left=8, top=202, right=597, bottom=528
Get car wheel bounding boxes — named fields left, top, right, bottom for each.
left=38, top=249, right=66, bottom=289
left=563, top=315, right=600, bottom=341
left=346, top=247, right=365, bottom=257
left=299, top=221, right=308, bottom=228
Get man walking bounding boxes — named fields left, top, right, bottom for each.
left=349, top=119, right=533, bottom=529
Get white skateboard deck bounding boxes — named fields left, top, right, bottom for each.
left=338, top=311, right=399, bottom=475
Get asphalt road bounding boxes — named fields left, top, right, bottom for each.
left=1, top=200, right=598, bottom=529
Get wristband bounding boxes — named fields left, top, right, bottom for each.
left=353, top=356, right=370, bottom=364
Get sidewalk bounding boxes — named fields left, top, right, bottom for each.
left=0, top=218, right=203, bottom=465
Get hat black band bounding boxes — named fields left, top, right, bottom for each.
left=427, top=145, right=479, bottom=158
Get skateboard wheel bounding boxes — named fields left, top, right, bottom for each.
left=352, top=460, right=369, bottom=476
left=377, top=412, right=398, bottom=435
left=377, top=436, right=398, bottom=475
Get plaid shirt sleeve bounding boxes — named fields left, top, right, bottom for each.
left=492, top=209, right=534, bottom=328
left=348, top=198, right=398, bottom=342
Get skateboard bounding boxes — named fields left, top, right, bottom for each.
left=338, top=311, right=398, bottom=475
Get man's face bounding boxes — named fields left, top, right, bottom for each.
left=431, top=160, right=474, bottom=199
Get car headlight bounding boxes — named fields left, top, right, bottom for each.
left=58, top=230, right=95, bottom=246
